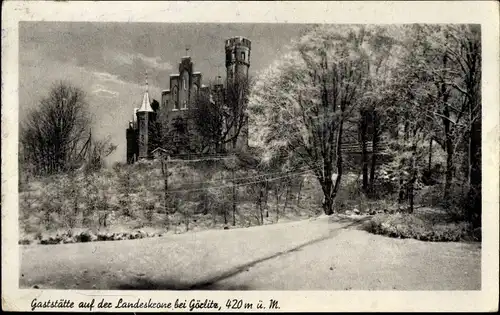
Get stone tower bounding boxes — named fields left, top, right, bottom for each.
left=225, top=37, right=251, bottom=150
left=225, top=36, right=251, bottom=85
left=136, top=73, right=154, bottom=159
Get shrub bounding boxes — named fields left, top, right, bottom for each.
left=332, top=175, right=397, bottom=213
left=74, top=231, right=95, bottom=243
left=415, top=183, right=468, bottom=221
left=145, top=202, right=155, bottom=223
left=19, top=239, right=32, bottom=245
left=20, top=155, right=327, bottom=242
left=363, top=212, right=476, bottom=242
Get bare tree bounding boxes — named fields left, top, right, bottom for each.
left=404, top=25, right=481, bottom=207
left=20, top=81, right=90, bottom=175
left=189, top=77, right=252, bottom=153
left=189, top=84, right=225, bottom=153
left=82, top=134, right=117, bottom=172
left=249, top=26, right=379, bottom=215
left=441, top=25, right=481, bottom=226
left=225, top=77, right=252, bottom=150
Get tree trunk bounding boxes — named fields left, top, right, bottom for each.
left=408, top=179, right=415, bottom=214
left=296, top=177, right=303, bottom=206
left=202, top=191, right=208, bottom=215
left=398, top=177, right=405, bottom=204
left=322, top=184, right=334, bottom=215
left=408, top=145, right=417, bottom=214
left=232, top=168, right=236, bottom=226
left=264, top=180, right=269, bottom=218
left=212, top=207, right=217, bottom=226
left=399, top=117, right=410, bottom=204
left=359, top=109, right=368, bottom=193
left=264, top=179, right=269, bottom=206
left=441, top=54, right=453, bottom=203
left=321, top=175, right=335, bottom=215
left=322, top=118, right=344, bottom=215
left=161, top=159, right=169, bottom=212
left=258, top=184, right=264, bottom=225
left=428, top=138, right=433, bottom=173
left=283, top=180, right=290, bottom=212
left=275, top=182, right=281, bottom=222
left=232, top=136, right=237, bottom=151
left=368, top=109, right=378, bottom=195
left=467, top=118, right=481, bottom=228
left=444, top=135, right=454, bottom=205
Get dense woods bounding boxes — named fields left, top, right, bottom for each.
left=249, top=24, right=481, bottom=229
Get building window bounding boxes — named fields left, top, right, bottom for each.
left=182, top=71, right=189, bottom=91
left=173, top=87, right=179, bottom=110
left=241, top=52, right=245, bottom=61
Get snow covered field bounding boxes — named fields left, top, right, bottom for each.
left=20, top=215, right=480, bottom=290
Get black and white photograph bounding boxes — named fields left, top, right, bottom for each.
left=2, top=1, right=499, bottom=312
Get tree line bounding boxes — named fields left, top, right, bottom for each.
left=248, top=24, right=481, bottom=228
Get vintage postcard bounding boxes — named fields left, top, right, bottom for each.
left=2, top=1, right=499, bottom=312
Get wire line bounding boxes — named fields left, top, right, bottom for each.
left=168, top=162, right=322, bottom=186
left=167, top=169, right=314, bottom=194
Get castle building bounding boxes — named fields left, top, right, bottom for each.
left=161, top=56, right=203, bottom=125
left=126, top=36, right=251, bottom=163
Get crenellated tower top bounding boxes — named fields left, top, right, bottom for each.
left=225, top=36, right=251, bottom=85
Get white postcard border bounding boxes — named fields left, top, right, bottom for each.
left=2, top=1, right=499, bottom=312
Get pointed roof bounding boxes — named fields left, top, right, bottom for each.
left=138, top=91, right=153, bottom=112
left=137, top=71, right=153, bottom=113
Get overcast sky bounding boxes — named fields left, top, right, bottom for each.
left=19, top=22, right=313, bottom=164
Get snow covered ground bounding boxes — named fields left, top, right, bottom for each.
left=20, top=215, right=480, bottom=290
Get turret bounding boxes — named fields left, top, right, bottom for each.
left=225, top=36, right=251, bottom=85
left=136, top=72, right=154, bottom=159
left=224, top=37, right=251, bottom=151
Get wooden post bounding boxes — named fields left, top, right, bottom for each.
left=232, top=168, right=236, bottom=226
left=264, top=179, right=269, bottom=218
left=259, top=183, right=264, bottom=225
left=161, top=157, right=170, bottom=229
left=275, top=180, right=282, bottom=222
left=161, top=157, right=169, bottom=211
